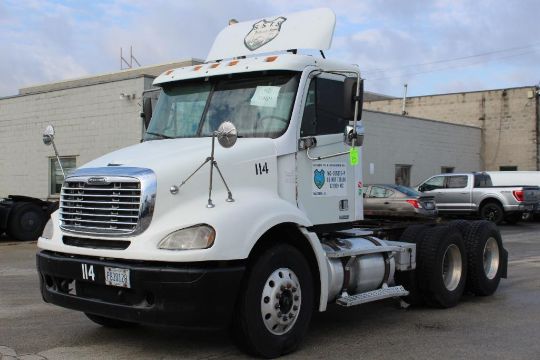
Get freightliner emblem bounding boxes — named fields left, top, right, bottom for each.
left=87, top=177, right=110, bottom=185
left=244, top=16, right=287, bottom=51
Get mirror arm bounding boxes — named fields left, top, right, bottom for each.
left=51, top=140, right=65, bottom=179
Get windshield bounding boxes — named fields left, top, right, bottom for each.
left=144, top=71, right=300, bottom=140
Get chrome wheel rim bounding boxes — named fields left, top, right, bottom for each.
left=483, top=237, right=500, bottom=280
left=442, top=244, right=462, bottom=291
left=261, top=268, right=301, bottom=335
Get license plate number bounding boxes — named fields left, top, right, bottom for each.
left=424, top=203, right=435, bottom=210
left=104, top=267, right=130, bottom=288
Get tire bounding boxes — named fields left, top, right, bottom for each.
left=394, top=224, right=434, bottom=306
left=7, top=202, right=47, bottom=241
left=417, top=225, right=467, bottom=308
left=448, top=219, right=472, bottom=238
left=463, top=221, right=504, bottom=296
left=479, top=201, right=504, bottom=225
left=234, top=244, right=313, bottom=358
left=85, top=313, right=138, bottom=328
left=504, top=213, right=522, bottom=225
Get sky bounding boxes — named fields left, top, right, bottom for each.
left=0, top=0, right=539, bottom=98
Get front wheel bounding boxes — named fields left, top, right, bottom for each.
left=234, top=244, right=313, bottom=358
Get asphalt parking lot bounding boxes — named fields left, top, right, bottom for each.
left=1, top=223, right=539, bottom=360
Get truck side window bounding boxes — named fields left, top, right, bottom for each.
left=446, top=175, right=468, bottom=188
left=474, top=174, right=493, bottom=187
left=423, top=176, right=445, bottom=191
left=300, top=77, right=348, bottom=136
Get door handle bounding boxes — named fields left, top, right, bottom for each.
left=384, top=202, right=390, bottom=204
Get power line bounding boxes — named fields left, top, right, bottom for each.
left=366, top=49, right=538, bottom=82
left=362, top=42, right=540, bottom=75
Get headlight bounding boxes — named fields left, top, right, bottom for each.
left=158, top=225, right=215, bottom=250
left=41, top=219, right=53, bottom=240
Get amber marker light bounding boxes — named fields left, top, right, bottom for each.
left=193, top=65, right=203, bottom=71
left=164, top=69, right=174, bottom=75
left=210, top=63, right=220, bottom=68
left=265, top=56, right=279, bottom=62
left=228, top=60, right=239, bottom=66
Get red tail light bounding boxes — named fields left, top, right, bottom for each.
left=513, top=190, right=524, bottom=202
left=406, top=199, right=421, bottom=209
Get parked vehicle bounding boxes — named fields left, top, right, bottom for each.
left=363, top=184, right=437, bottom=219
left=36, top=9, right=508, bottom=358
left=417, top=172, right=540, bottom=224
left=0, top=195, right=57, bottom=241
left=0, top=125, right=65, bottom=242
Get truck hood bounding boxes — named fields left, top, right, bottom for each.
left=81, top=137, right=276, bottom=175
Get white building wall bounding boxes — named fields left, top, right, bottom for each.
left=361, top=110, right=482, bottom=186
left=0, top=77, right=147, bottom=199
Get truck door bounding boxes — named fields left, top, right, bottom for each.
left=296, top=74, right=360, bottom=225
left=437, top=175, right=472, bottom=211
left=419, top=175, right=446, bottom=209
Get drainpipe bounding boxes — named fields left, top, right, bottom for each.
left=401, top=84, right=408, bottom=115
left=536, top=86, right=540, bottom=170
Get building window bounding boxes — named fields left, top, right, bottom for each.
left=50, top=157, right=76, bottom=195
left=441, top=166, right=455, bottom=174
left=395, top=165, right=411, bottom=186
left=499, top=166, right=517, bottom=171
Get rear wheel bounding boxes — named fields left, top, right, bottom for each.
left=394, top=224, right=433, bottom=306
left=84, top=313, right=138, bottom=328
left=464, top=221, right=504, bottom=296
left=479, top=202, right=504, bottom=225
left=7, top=202, right=47, bottom=241
left=234, top=244, right=313, bottom=358
left=418, top=225, right=467, bottom=308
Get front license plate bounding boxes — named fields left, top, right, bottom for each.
left=104, top=267, right=131, bottom=288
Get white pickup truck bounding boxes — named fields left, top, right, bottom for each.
left=417, top=172, right=540, bottom=224
left=36, top=9, right=508, bottom=358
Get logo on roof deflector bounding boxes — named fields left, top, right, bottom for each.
left=244, top=16, right=287, bottom=51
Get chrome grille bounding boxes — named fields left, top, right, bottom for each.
left=61, top=180, right=141, bottom=234
left=59, top=168, right=156, bottom=236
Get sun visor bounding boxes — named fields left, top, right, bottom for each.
left=206, top=8, right=336, bottom=62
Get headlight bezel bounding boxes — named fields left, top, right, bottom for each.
left=41, top=219, right=54, bottom=240
left=158, top=224, right=216, bottom=251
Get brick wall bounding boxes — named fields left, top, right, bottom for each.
left=362, top=111, right=481, bottom=185
left=364, top=87, right=539, bottom=171
left=0, top=77, right=147, bottom=199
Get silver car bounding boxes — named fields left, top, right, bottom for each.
left=363, top=184, right=437, bottom=218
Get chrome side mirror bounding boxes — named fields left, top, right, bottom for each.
left=43, top=125, right=55, bottom=146
left=344, top=123, right=364, bottom=147
left=42, top=124, right=65, bottom=178
left=216, top=121, right=238, bottom=148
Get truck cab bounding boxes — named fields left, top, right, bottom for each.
left=37, top=9, right=508, bottom=358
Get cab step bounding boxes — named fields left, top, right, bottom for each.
left=336, top=285, right=409, bottom=307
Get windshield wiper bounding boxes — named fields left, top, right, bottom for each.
left=145, top=132, right=173, bottom=139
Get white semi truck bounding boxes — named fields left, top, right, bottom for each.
left=37, top=9, right=508, bottom=358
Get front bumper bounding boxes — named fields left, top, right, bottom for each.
left=36, top=251, right=245, bottom=329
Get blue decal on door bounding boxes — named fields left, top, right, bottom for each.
left=314, top=169, right=325, bottom=189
